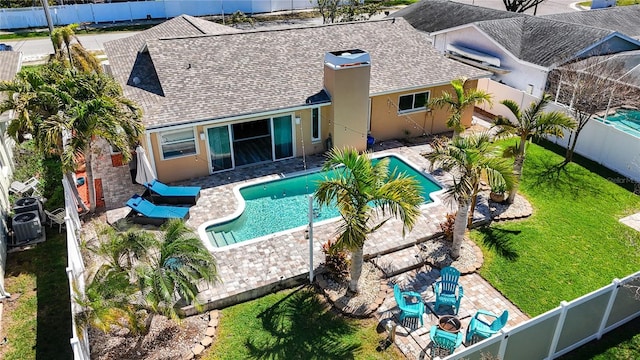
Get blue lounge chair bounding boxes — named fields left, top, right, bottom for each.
left=393, top=284, right=425, bottom=326
left=144, top=179, right=201, bottom=205
left=466, top=309, right=509, bottom=343
left=434, top=266, right=464, bottom=315
left=126, top=194, right=190, bottom=226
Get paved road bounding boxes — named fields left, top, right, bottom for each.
left=4, top=32, right=134, bottom=62
left=452, top=0, right=581, bottom=15
left=3, top=1, right=581, bottom=62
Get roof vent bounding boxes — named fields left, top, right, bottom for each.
left=132, top=77, right=141, bottom=85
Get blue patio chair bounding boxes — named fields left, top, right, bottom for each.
left=434, top=266, right=463, bottom=315
left=466, top=309, right=509, bottom=343
left=430, top=325, right=463, bottom=357
left=144, top=179, right=201, bottom=205
left=126, top=194, right=190, bottom=226
left=393, top=284, right=425, bottom=326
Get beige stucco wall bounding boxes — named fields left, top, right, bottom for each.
left=370, top=80, right=477, bottom=141
left=324, top=64, right=370, bottom=152
left=150, top=126, right=210, bottom=183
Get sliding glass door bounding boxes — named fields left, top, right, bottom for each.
left=207, top=126, right=233, bottom=172
left=272, top=115, right=293, bottom=160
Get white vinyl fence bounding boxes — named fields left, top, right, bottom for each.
left=446, top=270, right=640, bottom=360
left=62, top=177, right=90, bottom=360
left=477, top=78, right=640, bottom=184
left=0, top=0, right=324, bottom=30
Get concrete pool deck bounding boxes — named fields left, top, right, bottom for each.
left=100, top=137, right=531, bottom=358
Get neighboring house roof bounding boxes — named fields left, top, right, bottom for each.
left=0, top=51, right=21, bottom=81
left=474, top=16, right=634, bottom=67
left=0, top=51, right=22, bottom=122
left=389, top=0, right=524, bottom=34
left=106, top=17, right=489, bottom=130
left=542, top=5, right=640, bottom=39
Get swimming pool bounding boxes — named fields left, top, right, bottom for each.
left=596, top=109, right=640, bottom=138
left=201, top=154, right=443, bottom=249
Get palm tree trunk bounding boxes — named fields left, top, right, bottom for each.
left=347, top=246, right=364, bottom=296
left=85, top=146, right=97, bottom=213
left=65, top=172, right=89, bottom=213
left=507, top=136, right=527, bottom=204
left=452, top=200, right=470, bottom=259
left=467, top=182, right=480, bottom=228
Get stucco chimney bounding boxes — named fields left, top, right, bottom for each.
left=323, top=49, right=371, bottom=152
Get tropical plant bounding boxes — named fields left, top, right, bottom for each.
left=315, top=148, right=423, bottom=295
left=0, top=63, right=144, bottom=213
left=54, top=69, right=143, bottom=212
left=493, top=93, right=575, bottom=203
left=79, top=220, right=218, bottom=335
left=429, top=77, right=492, bottom=135
left=51, top=23, right=101, bottom=73
left=322, top=238, right=350, bottom=281
left=0, top=64, right=89, bottom=211
left=423, top=133, right=515, bottom=258
left=136, top=219, right=218, bottom=325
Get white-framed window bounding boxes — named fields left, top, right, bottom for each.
left=311, top=108, right=321, bottom=142
left=159, top=129, right=197, bottom=160
left=398, top=91, right=429, bottom=113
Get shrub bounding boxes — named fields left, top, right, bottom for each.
left=440, top=213, right=456, bottom=241
left=321, top=239, right=350, bottom=281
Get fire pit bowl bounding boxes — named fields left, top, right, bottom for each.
left=438, top=315, right=461, bottom=333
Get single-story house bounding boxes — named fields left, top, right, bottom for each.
left=0, top=50, right=22, bottom=298
left=103, top=15, right=489, bottom=185
left=392, top=1, right=640, bottom=97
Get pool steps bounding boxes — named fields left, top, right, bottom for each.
left=208, top=231, right=237, bottom=247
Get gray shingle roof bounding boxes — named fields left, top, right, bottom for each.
left=0, top=51, right=21, bottom=81
left=389, top=0, right=524, bottom=34
left=542, top=5, right=640, bottom=38
left=104, top=15, right=239, bottom=114
left=476, top=17, right=627, bottom=67
left=108, top=17, right=489, bottom=129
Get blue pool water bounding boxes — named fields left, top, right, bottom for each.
left=596, top=109, right=640, bottom=138
left=205, top=155, right=442, bottom=248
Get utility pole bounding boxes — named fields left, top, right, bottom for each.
left=41, top=0, right=54, bottom=35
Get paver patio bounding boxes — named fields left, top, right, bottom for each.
left=99, top=135, right=530, bottom=358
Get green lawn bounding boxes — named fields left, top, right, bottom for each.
left=0, top=230, right=73, bottom=360
left=471, top=140, right=640, bottom=358
left=472, top=140, right=640, bottom=317
left=205, top=286, right=403, bottom=360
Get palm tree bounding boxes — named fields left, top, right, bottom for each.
left=493, top=93, right=575, bottom=204
left=315, top=148, right=423, bottom=295
left=429, top=77, right=492, bottom=135
left=0, top=65, right=91, bottom=212
left=137, top=219, right=218, bottom=327
left=81, top=220, right=218, bottom=334
left=423, top=133, right=515, bottom=259
left=54, top=70, right=143, bottom=212
left=51, top=24, right=101, bottom=73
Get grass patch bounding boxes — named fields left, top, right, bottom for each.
left=205, top=286, right=403, bottom=360
left=578, top=0, right=640, bottom=7
left=471, top=140, right=640, bottom=317
left=0, top=229, right=73, bottom=360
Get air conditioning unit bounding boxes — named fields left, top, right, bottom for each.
left=11, top=211, right=43, bottom=246
left=13, top=197, right=44, bottom=221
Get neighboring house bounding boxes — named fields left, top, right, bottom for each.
left=393, top=1, right=640, bottom=97
left=389, top=0, right=525, bottom=43
left=101, top=15, right=489, bottom=189
left=0, top=51, right=22, bottom=298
